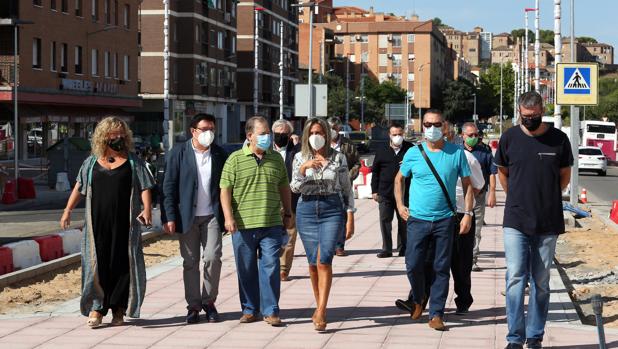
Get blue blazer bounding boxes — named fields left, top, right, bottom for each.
left=161, top=140, right=228, bottom=234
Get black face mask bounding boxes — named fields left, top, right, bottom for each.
left=521, top=116, right=543, bottom=132
left=108, top=138, right=125, bottom=152
left=273, top=133, right=290, bottom=148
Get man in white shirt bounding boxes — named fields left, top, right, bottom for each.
left=162, top=114, right=228, bottom=324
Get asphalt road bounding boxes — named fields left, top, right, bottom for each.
left=578, top=166, right=618, bottom=217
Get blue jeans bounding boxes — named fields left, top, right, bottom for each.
left=232, top=226, right=283, bottom=317
left=405, top=216, right=455, bottom=318
left=296, top=195, right=343, bottom=265
left=503, top=227, right=558, bottom=345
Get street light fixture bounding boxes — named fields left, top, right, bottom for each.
left=0, top=18, right=34, bottom=188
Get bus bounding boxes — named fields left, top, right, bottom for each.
left=580, top=120, right=617, bottom=161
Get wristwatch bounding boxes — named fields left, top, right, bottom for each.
left=463, top=211, right=473, bottom=217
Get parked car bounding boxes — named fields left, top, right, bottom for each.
left=578, top=146, right=607, bottom=176
left=340, top=131, right=370, bottom=153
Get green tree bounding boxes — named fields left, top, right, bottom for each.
left=432, top=17, right=448, bottom=28
left=323, top=73, right=349, bottom=118
left=539, top=29, right=555, bottom=44
left=586, top=76, right=618, bottom=122
left=441, top=78, right=475, bottom=123
left=478, top=63, right=516, bottom=120
left=511, top=28, right=535, bottom=42
left=577, top=36, right=598, bottom=44
left=352, top=78, right=407, bottom=124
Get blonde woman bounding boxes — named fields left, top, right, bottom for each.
left=60, top=117, right=154, bottom=328
left=290, top=118, right=355, bottom=331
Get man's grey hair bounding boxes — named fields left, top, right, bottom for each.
left=327, top=116, right=342, bottom=128
left=518, top=91, right=544, bottom=110
left=272, top=119, right=294, bottom=133
left=245, top=115, right=269, bottom=134
left=462, top=122, right=478, bottom=133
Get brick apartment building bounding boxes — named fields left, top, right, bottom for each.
left=300, top=4, right=460, bottom=122
left=139, top=0, right=239, bottom=144
left=236, top=0, right=299, bottom=125
left=442, top=27, right=482, bottom=67
left=0, top=0, right=141, bottom=155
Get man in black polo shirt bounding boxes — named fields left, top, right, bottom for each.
left=495, top=92, right=573, bottom=349
left=371, top=122, right=413, bottom=258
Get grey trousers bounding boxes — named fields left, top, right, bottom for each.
left=179, top=215, right=222, bottom=311
left=472, top=191, right=487, bottom=264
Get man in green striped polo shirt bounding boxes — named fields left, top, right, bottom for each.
left=220, top=116, right=293, bottom=327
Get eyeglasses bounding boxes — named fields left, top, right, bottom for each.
left=465, top=133, right=479, bottom=137
left=423, top=122, right=443, bottom=128
left=193, top=127, right=213, bottom=133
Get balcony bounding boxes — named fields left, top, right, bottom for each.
left=0, top=60, right=18, bottom=87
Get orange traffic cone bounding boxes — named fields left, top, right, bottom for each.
left=579, top=188, right=588, bottom=204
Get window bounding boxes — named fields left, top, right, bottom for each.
left=50, top=42, right=57, bottom=71
left=104, top=0, right=110, bottom=24
left=91, top=49, right=98, bottom=75
left=379, top=73, right=388, bottom=82
left=349, top=54, right=356, bottom=63
left=75, top=46, right=83, bottom=74
left=587, top=124, right=616, bottom=134
left=60, top=43, right=68, bottom=72
left=579, top=148, right=603, bottom=156
left=195, top=24, right=199, bottom=43
left=210, top=67, right=216, bottom=86
left=408, top=53, right=415, bottom=61
left=32, top=38, right=42, bottom=69
left=392, top=53, right=402, bottom=66
left=91, top=0, right=98, bottom=20
left=361, top=51, right=368, bottom=63
left=123, top=55, right=129, bottom=80
left=469, top=48, right=476, bottom=52
left=379, top=53, right=387, bottom=66
left=217, top=32, right=224, bottom=49
left=173, top=22, right=177, bottom=42
left=408, top=73, right=415, bottom=81
left=61, top=0, right=68, bottom=12
left=379, top=34, right=388, bottom=48
left=114, top=0, right=118, bottom=25
left=75, top=0, right=82, bottom=16
left=210, top=29, right=216, bottom=47
left=51, top=0, right=57, bottom=10
left=360, top=34, right=368, bottom=43
left=113, top=52, right=118, bottom=78
left=392, top=34, right=402, bottom=47
left=104, top=51, right=110, bottom=77
left=407, top=34, right=415, bottom=43
left=33, top=0, right=42, bottom=6
left=123, top=4, right=129, bottom=28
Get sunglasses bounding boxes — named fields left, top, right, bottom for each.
left=423, top=122, right=443, bottom=128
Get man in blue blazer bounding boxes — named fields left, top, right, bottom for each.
left=161, top=113, right=228, bottom=324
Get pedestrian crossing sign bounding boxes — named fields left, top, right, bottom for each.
left=556, top=63, right=598, bottom=105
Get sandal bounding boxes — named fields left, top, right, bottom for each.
left=87, top=311, right=103, bottom=328
left=111, top=308, right=125, bottom=326
left=312, top=310, right=327, bottom=332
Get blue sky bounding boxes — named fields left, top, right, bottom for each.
left=335, top=0, right=618, bottom=52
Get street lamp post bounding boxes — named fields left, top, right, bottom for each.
left=345, top=55, right=350, bottom=125
left=500, top=61, right=504, bottom=135
left=254, top=7, right=264, bottom=115
left=534, top=1, right=541, bottom=91
left=473, top=93, right=477, bottom=124
left=0, top=18, right=34, bottom=187
left=554, top=0, right=563, bottom=129
left=417, top=63, right=429, bottom=132
left=569, top=0, right=579, bottom=206
left=291, top=2, right=318, bottom=119
left=279, top=20, right=284, bottom=119
left=360, top=63, right=365, bottom=128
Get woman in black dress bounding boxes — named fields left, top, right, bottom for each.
left=61, top=117, right=154, bottom=328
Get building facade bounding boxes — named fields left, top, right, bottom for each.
left=1, top=0, right=141, bottom=156
left=236, top=0, right=298, bottom=125
left=139, top=0, right=239, bottom=145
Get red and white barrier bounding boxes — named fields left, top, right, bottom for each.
left=58, top=229, right=82, bottom=255
left=3, top=240, right=42, bottom=270
left=353, top=159, right=374, bottom=199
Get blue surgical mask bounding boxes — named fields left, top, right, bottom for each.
left=256, top=134, right=271, bottom=151
left=424, top=126, right=443, bottom=142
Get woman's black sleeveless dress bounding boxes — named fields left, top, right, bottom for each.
left=91, top=160, right=132, bottom=314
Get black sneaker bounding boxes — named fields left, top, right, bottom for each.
left=525, top=338, right=543, bottom=349
left=376, top=251, right=393, bottom=258
left=395, top=299, right=414, bottom=313
left=203, top=303, right=220, bottom=323
left=505, top=343, right=524, bottom=349
left=398, top=249, right=406, bottom=257
left=186, top=309, right=200, bottom=324
left=454, top=307, right=469, bottom=315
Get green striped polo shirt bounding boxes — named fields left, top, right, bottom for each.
left=220, top=145, right=289, bottom=230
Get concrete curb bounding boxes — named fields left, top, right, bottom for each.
left=0, top=230, right=163, bottom=289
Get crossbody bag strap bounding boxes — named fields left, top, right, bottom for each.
left=418, top=144, right=457, bottom=215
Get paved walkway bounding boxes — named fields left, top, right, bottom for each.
left=1, top=191, right=617, bottom=349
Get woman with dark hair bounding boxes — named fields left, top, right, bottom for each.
left=291, top=118, right=355, bottom=331
left=60, top=117, right=154, bottom=328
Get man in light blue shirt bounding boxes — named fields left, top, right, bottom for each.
left=394, top=109, right=475, bottom=331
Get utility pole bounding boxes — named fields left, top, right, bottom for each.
left=307, top=4, right=314, bottom=119
left=360, top=63, right=365, bottom=129
left=345, top=56, right=350, bottom=125
left=253, top=7, right=263, bottom=115
left=318, top=40, right=323, bottom=83
left=279, top=21, right=284, bottom=119
left=569, top=0, right=579, bottom=206
left=500, top=61, right=504, bottom=135
left=534, top=1, right=541, bottom=91
left=554, top=0, right=563, bottom=129
left=524, top=9, right=530, bottom=92
left=163, top=0, right=172, bottom=150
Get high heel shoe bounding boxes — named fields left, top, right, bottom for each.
left=87, top=311, right=103, bottom=328
left=312, top=311, right=327, bottom=332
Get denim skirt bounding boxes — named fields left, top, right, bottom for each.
left=296, top=194, right=344, bottom=265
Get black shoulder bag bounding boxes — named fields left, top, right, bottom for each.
left=417, top=144, right=460, bottom=224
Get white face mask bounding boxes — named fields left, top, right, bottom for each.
left=198, top=130, right=215, bottom=147
left=330, top=129, right=338, bottom=140
left=391, top=135, right=404, bottom=147
left=309, top=134, right=326, bottom=151
left=424, top=126, right=443, bottom=143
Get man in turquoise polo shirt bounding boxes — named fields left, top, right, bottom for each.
left=220, top=116, right=293, bottom=327
left=394, top=109, right=474, bottom=331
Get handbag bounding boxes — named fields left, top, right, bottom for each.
left=417, top=144, right=460, bottom=225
